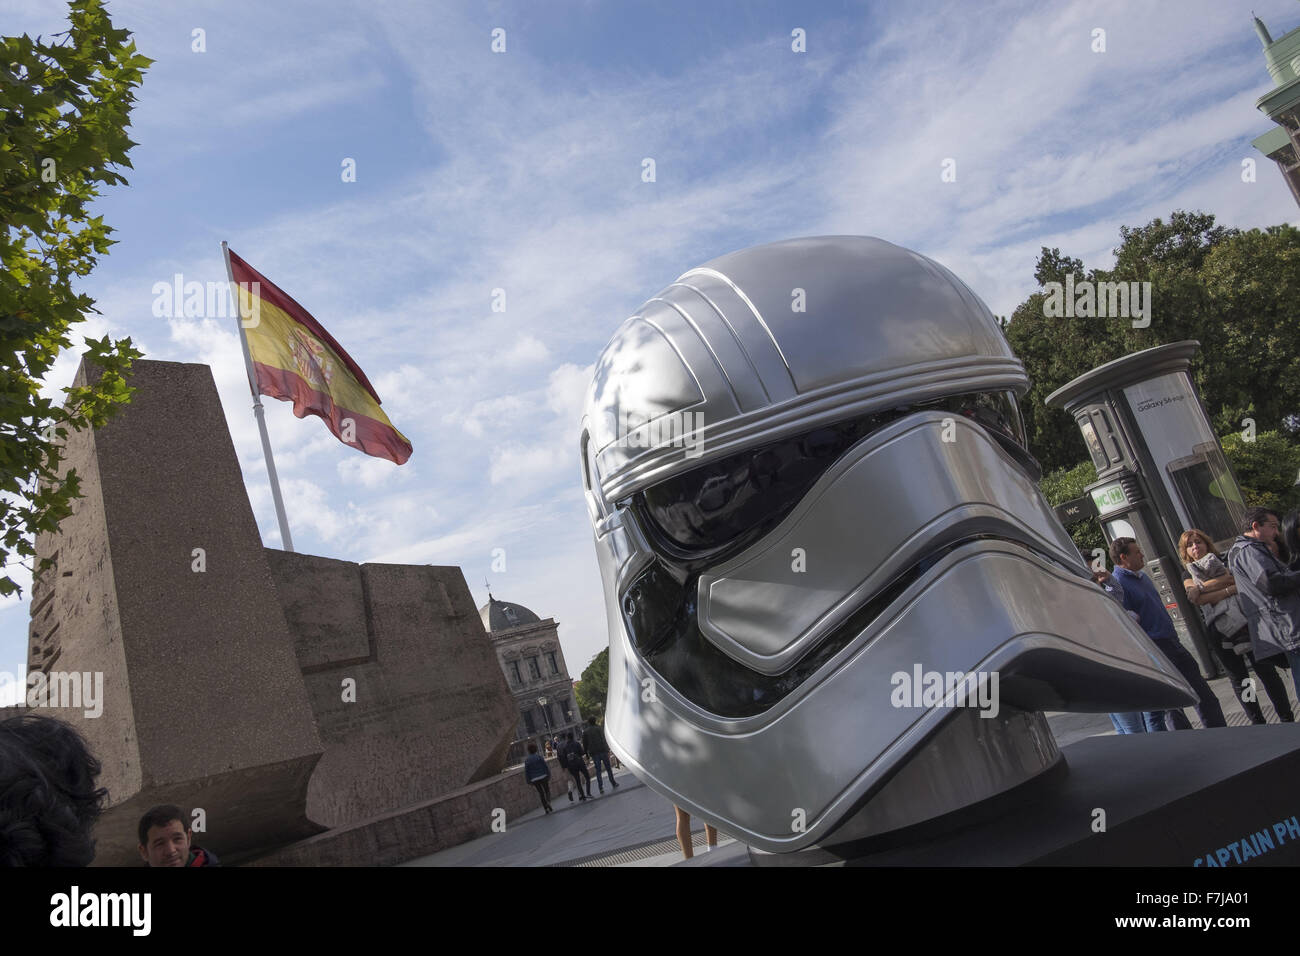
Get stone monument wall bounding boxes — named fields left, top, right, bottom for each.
left=266, top=551, right=517, bottom=828
left=23, top=359, right=517, bottom=864
left=29, top=361, right=326, bottom=866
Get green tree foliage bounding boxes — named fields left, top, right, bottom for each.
left=1006, top=212, right=1300, bottom=483
left=575, top=647, right=608, bottom=724
left=1037, top=460, right=1103, bottom=557
left=1, top=0, right=149, bottom=595
left=1219, top=429, right=1300, bottom=517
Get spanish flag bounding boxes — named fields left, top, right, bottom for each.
left=226, top=249, right=412, bottom=465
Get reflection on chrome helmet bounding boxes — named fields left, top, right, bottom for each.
left=580, top=236, right=1193, bottom=857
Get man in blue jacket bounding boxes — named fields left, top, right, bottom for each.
left=1111, top=537, right=1226, bottom=731
left=522, top=743, right=553, bottom=814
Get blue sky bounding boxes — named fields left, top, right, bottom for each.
left=2, top=0, right=1298, bottom=693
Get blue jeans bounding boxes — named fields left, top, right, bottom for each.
left=591, top=750, right=616, bottom=789
left=1141, top=710, right=1171, bottom=732
left=1109, top=712, right=1146, bottom=734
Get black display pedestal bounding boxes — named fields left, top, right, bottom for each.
left=687, top=724, right=1300, bottom=866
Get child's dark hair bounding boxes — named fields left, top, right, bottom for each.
left=0, top=715, right=107, bottom=866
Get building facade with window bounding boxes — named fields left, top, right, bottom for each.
left=478, top=595, right=583, bottom=765
left=1252, top=13, right=1300, bottom=208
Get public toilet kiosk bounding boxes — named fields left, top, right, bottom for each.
left=1046, top=340, right=1248, bottom=674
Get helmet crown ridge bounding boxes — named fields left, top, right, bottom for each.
left=582, top=236, right=1027, bottom=505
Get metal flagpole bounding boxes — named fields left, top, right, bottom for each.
left=222, top=241, right=295, bottom=552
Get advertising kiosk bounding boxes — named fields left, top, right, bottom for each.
left=1046, top=340, right=1247, bottom=674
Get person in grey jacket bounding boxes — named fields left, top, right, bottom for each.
left=1180, top=528, right=1290, bottom=723
left=1227, top=507, right=1300, bottom=702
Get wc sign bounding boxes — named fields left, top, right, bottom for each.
left=1053, top=495, right=1097, bottom=526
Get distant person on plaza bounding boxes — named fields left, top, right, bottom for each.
left=674, top=805, right=718, bottom=860
left=137, top=805, right=220, bottom=867
left=1111, top=537, right=1227, bottom=731
left=560, top=732, right=592, bottom=800
left=1082, top=549, right=1151, bottom=735
left=522, top=743, right=553, bottom=814
left=1181, top=528, right=1293, bottom=723
left=581, top=717, right=618, bottom=794
left=1228, top=508, right=1300, bottom=702
left=0, top=715, right=106, bottom=866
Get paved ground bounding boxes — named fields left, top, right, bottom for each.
left=399, top=770, right=697, bottom=867
left=403, top=672, right=1298, bottom=867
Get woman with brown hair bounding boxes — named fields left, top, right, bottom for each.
left=1179, top=528, right=1294, bottom=723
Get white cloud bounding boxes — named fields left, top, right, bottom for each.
left=499, top=333, right=550, bottom=368
left=488, top=440, right=570, bottom=487
left=276, top=478, right=346, bottom=542
left=337, top=454, right=411, bottom=489
left=446, top=393, right=536, bottom=439
left=546, top=362, right=594, bottom=424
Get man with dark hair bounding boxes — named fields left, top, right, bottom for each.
left=137, top=804, right=219, bottom=867
left=1084, top=549, right=1145, bottom=734
left=1110, top=537, right=1227, bottom=731
left=581, top=717, right=618, bottom=793
left=1228, top=507, right=1300, bottom=701
left=0, top=715, right=107, bottom=866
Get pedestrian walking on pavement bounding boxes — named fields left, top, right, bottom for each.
left=522, top=743, right=553, bottom=814
left=581, top=718, right=619, bottom=793
left=673, top=805, right=717, bottom=859
left=561, top=732, right=592, bottom=800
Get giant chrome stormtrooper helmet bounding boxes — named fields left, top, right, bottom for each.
left=580, top=237, right=1193, bottom=860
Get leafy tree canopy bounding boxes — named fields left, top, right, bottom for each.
left=1, top=0, right=149, bottom=595
left=575, top=647, right=608, bottom=724
left=1006, top=211, right=1300, bottom=476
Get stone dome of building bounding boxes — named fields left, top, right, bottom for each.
left=478, top=595, right=542, bottom=633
